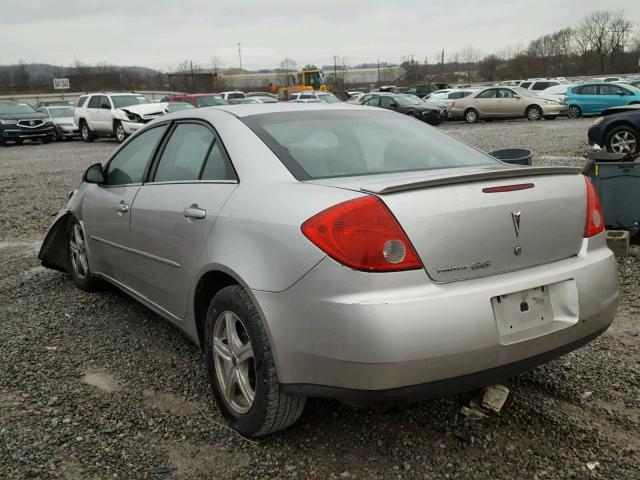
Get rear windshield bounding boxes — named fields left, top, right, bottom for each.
left=242, top=110, right=498, bottom=180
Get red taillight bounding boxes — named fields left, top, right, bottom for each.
left=301, top=196, right=423, bottom=272
left=583, top=175, right=604, bottom=237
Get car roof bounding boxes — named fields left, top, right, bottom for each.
left=169, top=102, right=365, bottom=119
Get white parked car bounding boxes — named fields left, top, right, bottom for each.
left=37, top=105, right=79, bottom=140
left=218, top=91, right=246, bottom=100
left=74, top=93, right=168, bottom=143
left=423, top=89, right=454, bottom=100
left=540, top=84, right=574, bottom=103
left=289, top=91, right=341, bottom=103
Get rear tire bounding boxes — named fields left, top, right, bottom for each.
left=42, top=136, right=52, bottom=144
left=67, top=217, right=102, bottom=292
left=605, top=125, right=638, bottom=155
left=80, top=121, right=96, bottom=143
left=526, top=105, right=542, bottom=121
left=568, top=105, right=581, bottom=119
left=464, top=108, right=479, bottom=124
left=204, top=285, right=306, bottom=437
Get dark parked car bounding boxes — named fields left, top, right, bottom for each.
left=0, top=100, right=55, bottom=146
left=363, top=94, right=446, bottom=125
left=34, top=100, right=76, bottom=110
left=405, top=83, right=450, bottom=97
left=588, top=105, right=640, bottom=154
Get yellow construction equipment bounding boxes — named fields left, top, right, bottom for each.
left=278, top=65, right=329, bottom=100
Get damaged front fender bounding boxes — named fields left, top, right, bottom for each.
left=38, top=210, right=71, bottom=273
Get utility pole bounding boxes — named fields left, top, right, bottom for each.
left=334, top=55, right=337, bottom=87
left=377, top=60, right=380, bottom=88
left=441, top=49, right=445, bottom=74
left=237, top=42, right=242, bottom=70
left=190, top=60, right=194, bottom=92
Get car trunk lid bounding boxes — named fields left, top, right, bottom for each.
left=308, top=166, right=586, bottom=282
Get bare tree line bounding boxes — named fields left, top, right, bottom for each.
left=0, top=9, right=638, bottom=95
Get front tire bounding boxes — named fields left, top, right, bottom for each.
left=204, top=285, right=306, bottom=437
left=67, top=217, right=102, bottom=291
left=464, top=108, right=479, bottom=124
left=567, top=105, right=581, bottom=119
left=526, top=105, right=542, bottom=121
left=114, top=122, right=127, bottom=143
left=606, top=126, right=638, bottom=155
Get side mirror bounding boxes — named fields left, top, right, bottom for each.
left=83, top=163, right=105, bottom=184
left=513, top=95, right=521, bottom=99
left=617, top=92, right=625, bottom=96
left=390, top=102, right=398, bottom=108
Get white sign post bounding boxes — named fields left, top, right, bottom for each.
left=53, top=78, right=70, bottom=90
left=52, top=78, right=70, bottom=100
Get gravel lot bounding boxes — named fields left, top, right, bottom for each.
left=1, top=118, right=639, bottom=480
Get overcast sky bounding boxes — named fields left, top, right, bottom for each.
left=1, top=0, right=639, bottom=71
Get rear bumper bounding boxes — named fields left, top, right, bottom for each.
left=253, top=234, right=618, bottom=394
left=542, top=104, right=568, bottom=116
left=283, top=323, right=610, bottom=405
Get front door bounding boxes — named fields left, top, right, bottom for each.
left=128, top=121, right=238, bottom=318
left=82, top=124, right=168, bottom=286
left=496, top=88, right=523, bottom=117
left=472, top=88, right=498, bottom=116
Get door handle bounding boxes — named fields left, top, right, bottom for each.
left=116, top=201, right=129, bottom=214
left=183, top=204, right=206, bottom=220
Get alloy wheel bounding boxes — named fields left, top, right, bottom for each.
left=610, top=130, right=637, bottom=154
left=527, top=107, right=541, bottom=121
left=465, top=110, right=477, bottom=123
left=81, top=124, right=89, bottom=141
left=69, top=224, right=89, bottom=278
left=568, top=106, right=581, bottom=119
left=212, top=311, right=256, bottom=414
left=116, top=124, right=125, bottom=143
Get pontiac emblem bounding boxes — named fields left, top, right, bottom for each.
left=511, top=211, right=521, bottom=237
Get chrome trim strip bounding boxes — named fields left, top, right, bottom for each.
left=143, top=180, right=238, bottom=186
left=90, top=235, right=181, bottom=268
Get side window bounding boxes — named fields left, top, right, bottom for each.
left=77, top=96, right=88, bottom=108
left=104, top=125, right=167, bottom=186
left=406, top=87, right=416, bottom=94
left=477, top=89, right=497, bottom=99
left=365, top=97, right=380, bottom=107
left=498, top=89, right=515, bottom=98
left=520, top=82, right=531, bottom=89
left=154, top=123, right=214, bottom=182
left=380, top=97, right=395, bottom=108
left=87, top=96, right=100, bottom=108
left=577, top=85, right=598, bottom=95
left=201, top=141, right=236, bottom=181
left=100, top=96, right=111, bottom=109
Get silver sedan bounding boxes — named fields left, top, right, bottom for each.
left=39, top=103, right=618, bottom=436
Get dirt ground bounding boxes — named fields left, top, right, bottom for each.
left=1, top=118, right=638, bottom=479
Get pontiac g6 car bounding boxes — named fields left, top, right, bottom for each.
left=39, top=103, right=618, bottom=436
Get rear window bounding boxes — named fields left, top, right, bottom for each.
left=76, top=96, right=89, bottom=108
left=242, top=110, right=497, bottom=180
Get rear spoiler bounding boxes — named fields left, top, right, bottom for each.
left=361, top=166, right=582, bottom=194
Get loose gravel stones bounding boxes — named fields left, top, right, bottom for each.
left=1, top=125, right=639, bottom=479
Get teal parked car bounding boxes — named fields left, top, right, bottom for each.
left=566, top=83, right=640, bottom=118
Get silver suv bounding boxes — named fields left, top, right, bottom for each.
left=74, top=93, right=168, bottom=143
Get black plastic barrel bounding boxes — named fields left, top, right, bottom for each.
left=489, top=148, right=533, bottom=166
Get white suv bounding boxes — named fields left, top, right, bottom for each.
left=74, top=93, right=168, bottom=143
left=218, top=91, right=246, bottom=100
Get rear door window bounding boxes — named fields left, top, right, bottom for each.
left=87, top=96, right=100, bottom=108
left=477, top=89, right=498, bottom=99
left=76, top=96, right=89, bottom=108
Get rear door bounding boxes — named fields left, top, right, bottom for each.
left=85, top=95, right=102, bottom=130
left=82, top=124, right=168, bottom=285
left=127, top=121, right=238, bottom=318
